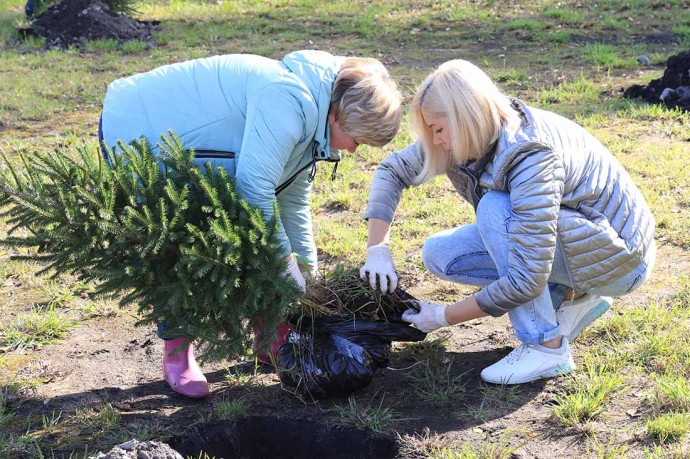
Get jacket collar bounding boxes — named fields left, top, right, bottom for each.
left=281, top=50, right=346, bottom=162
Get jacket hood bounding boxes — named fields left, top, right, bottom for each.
left=282, top=50, right=345, bottom=161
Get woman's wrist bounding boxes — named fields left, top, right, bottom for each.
left=446, top=296, right=488, bottom=325
left=436, top=304, right=449, bottom=327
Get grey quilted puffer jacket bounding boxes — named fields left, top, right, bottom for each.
left=364, top=99, right=655, bottom=317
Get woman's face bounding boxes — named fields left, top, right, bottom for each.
left=422, top=110, right=451, bottom=151
left=328, top=113, right=361, bottom=153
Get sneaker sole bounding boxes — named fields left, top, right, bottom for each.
left=481, top=362, right=575, bottom=385
left=568, top=299, right=612, bottom=343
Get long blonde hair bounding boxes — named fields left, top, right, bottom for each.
left=412, top=59, right=520, bottom=182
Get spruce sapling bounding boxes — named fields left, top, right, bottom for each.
left=0, top=133, right=302, bottom=362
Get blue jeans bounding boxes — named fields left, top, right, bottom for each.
left=421, top=191, right=656, bottom=344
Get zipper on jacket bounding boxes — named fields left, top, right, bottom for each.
left=192, top=150, right=236, bottom=159
left=191, top=148, right=338, bottom=196
left=275, top=156, right=317, bottom=196
left=460, top=165, right=483, bottom=210
left=330, top=161, right=339, bottom=181
left=461, top=146, right=497, bottom=209
left=191, top=148, right=301, bottom=196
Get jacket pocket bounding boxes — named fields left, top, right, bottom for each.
left=192, top=151, right=237, bottom=177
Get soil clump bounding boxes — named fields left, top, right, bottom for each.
left=624, top=50, right=690, bottom=112
left=19, top=0, right=157, bottom=49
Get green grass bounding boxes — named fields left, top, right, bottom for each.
left=595, top=286, right=690, bottom=374
left=549, top=356, right=627, bottom=427
left=651, top=374, right=690, bottom=412
left=582, top=43, right=635, bottom=69
left=646, top=412, right=690, bottom=443
left=0, top=0, right=689, bottom=456
left=429, top=437, right=520, bottom=459
left=479, top=382, right=523, bottom=406
left=0, top=387, right=14, bottom=433
left=398, top=330, right=451, bottom=357
left=214, top=396, right=247, bottom=420
left=0, top=306, right=76, bottom=351
left=330, top=394, right=406, bottom=433
left=75, top=403, right=121, bottom=434
left=407, top=355, right=467, bottom=402
left=587, top=432, right=629, bottom=459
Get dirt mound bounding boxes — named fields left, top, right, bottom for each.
left=623, top=50, right=690, bottom=112
left=89, top=440, right=182, bottom=459
left=19, top=0, right=157, bottom=49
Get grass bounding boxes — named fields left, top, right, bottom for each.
left=398, top=329, right=452, bottom=357
left=407, top=355, right=467, bottom=402
left=479, top=382, right=523, bottom=406
left=330, top=394, right=406, bottom=433
left=646, top=412, right=690, bottom=443
left=587, top=432, right=629, bottom=459
left=0, top=0, right=689, bottom=456
left=651, top=374, right=690, bottom=412
left=429, top=437, right=520, bottom=459
left=0, top=387, right=14, bottom=432
left=0, top=305, right=76, bottom=352
left=75, top=402, right=121, bottom=435
left=550, top=354, right=627, bottom=428
left=214, top=395, right=247, bottom=420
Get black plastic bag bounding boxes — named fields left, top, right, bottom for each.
left=277, top=331, right=375, bottom=398
left=276, top=314, right=426, bottom=398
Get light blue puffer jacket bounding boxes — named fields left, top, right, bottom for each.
left=101, top=50, right=345, bottom=267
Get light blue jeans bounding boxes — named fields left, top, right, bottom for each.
left=421, top=191, right=656, bottom=344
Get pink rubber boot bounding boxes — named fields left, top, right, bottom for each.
left=162, top=338, right=209, bottom=398
left=253, top=322, right=292, bottom=365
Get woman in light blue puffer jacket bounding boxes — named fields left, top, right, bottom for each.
left=360, top=59, right=655, bottom=385
left=100, top=50, right=403, bottom=398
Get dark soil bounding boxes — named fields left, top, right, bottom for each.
left=18, top=0, right=157, bottom=49
left=169, top=416, right=399, bottom=459
left=623, top=50, right=690, bottom=112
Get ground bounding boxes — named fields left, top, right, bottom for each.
left=2, top=1, right=690, bottom=457
left=6, top=243, right=689, bottom=458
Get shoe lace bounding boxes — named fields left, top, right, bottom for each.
left=505, top=343, right=534, bottom=364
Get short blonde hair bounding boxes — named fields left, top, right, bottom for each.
left=329, top=57, right=403, bottom=147
left=412, top=59, right=520, bottom=181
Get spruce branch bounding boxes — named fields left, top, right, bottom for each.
left=0, top=134, right=302, bottom=362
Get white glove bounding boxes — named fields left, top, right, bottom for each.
left=402, top=301, right=449, bottom=333
left=359, top=244, right=398, bottom=293
left=295, top=255, right=319, bottom=280
left=285, top=256, right=306, bottom=292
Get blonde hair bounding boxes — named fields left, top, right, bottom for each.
left=412, top=59, right=520, bottom=181
left=329, top=57, right=403, bottom=147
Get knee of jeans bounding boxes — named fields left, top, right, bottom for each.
left=476, top=191, right=510, bottom=230
left=421, top=238, right=444, bottom=277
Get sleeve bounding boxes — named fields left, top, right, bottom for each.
left=277, top=168, right=317, bottom=267
left=475, top=144, right=565, bottom=317
left=235, top=85, right=307, bottom=259
left=363, top=141, right=426, bottom=223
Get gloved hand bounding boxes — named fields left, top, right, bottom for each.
left=285, top=256, right=306, bottom=292
left=296, top=256, right=319, bottom=280
left=402, top=301, right=449, bottom=333
left=359, top=244, right=398, bottom=293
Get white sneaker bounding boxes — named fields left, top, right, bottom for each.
left=480, top=340, right=575, bottom=385
left=557, top=294, right=612, bottom=342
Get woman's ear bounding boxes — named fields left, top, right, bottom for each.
left=328, top=112, right=337, bottom=126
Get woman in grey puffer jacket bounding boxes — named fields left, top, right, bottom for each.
left=360, top=59, right=656, bottom=385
